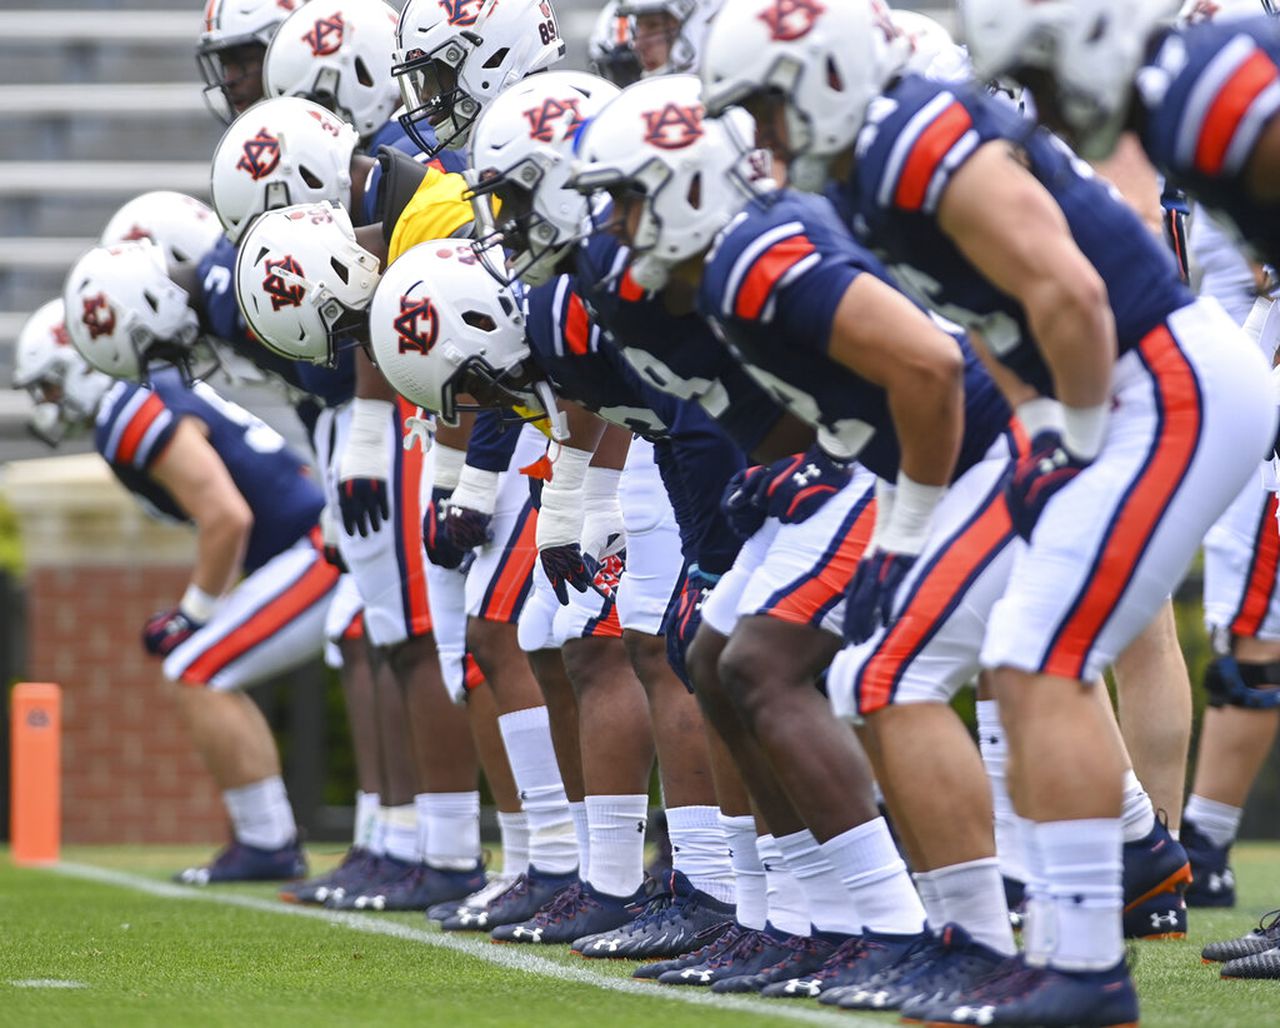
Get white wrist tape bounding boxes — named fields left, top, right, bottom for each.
left=339, top=398, right=393, bottom=482
left=1061, top=403, right=1108, bottom=461
left=180, top=583, right=218, bottom=623
left=581, top=466, right=624, bottom=559
left=877, top=472, right=945, bottom=556
left=320, top=504, right=341, bottom=549
left=431, top=444, right=467, bottom=493
left=1015, top=397, right=1065, bottom=439
left=448, top=463, right=501, bottom=516
left=535, top=445, right=593, bottom=551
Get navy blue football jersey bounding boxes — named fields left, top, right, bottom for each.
left=834, top=75, right=1194, bottom=395
left=700, top=189, right=1010, bottom=481
left=94, top=369, right=323, bottom=571
left=1139, top=16, right=1280, bottom=263
left=574, top=229, right=785, bottom=455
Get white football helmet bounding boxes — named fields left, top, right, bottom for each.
left=63, top=241, right=203, bottom=382
left=12, top=299, right=113, bottom=445
left=1179, top=0, right=1277, bottom=22
left=891, top=9, right=960, bottom=78
left=616, top=0, right=698, bottom=74
left=198, top=0, right=300, bottom=121
left=100, top=191, right=224, bottom=272
left=392, top=0, right=565, bottom=154
left=700, top=0, right=908, bottom=191
left=588, top=1, right=642, bottom=87
left=236, top=201, right=381, bottom=366
left=959, top=0, right=1180, bottom=160
left=569, top=75, right=766, bottom=291
left=467, top=71, right=620, bottom=287
left=210, top=95, right=358, bottom=244
left=368, top=240, right=551, bottom=426
left=263, top=0, right=402, bottom=140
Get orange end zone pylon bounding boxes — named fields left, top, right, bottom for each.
left=10, top=682, right=61, bottom=865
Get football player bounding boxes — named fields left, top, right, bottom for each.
left=197, top=0, right=296, bottom=122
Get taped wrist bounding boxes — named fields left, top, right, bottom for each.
left=535, top=445, right=593, bottom=551
left=431, top=444, right=467, bottom=494
left=876, top=472, right=944, bottom=555
left=1016, top=397, right=1065, bottom=439
left=581, top=466, right=624, bottom=559
left=340, top=398, right=394, bottom=481
left=1204, top=654, right=1280, bottom=709
left=448, top=463, right=501, bottom=516
left=179, top=583, right=218, bottom=623
left=1062, top=403, right=1108, bottom=461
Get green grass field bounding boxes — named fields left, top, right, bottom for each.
left=2, top=843, right=1279, bottom=1027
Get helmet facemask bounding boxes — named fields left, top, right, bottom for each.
left=198, top=39, right=269, bottom=124
left=394, top=39, right=479, bottom=154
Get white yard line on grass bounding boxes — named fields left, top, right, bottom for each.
left=54, top=862, right=875, bottom=1027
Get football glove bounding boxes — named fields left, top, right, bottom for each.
left=843, top=551, right=917, bottom=644
left=142, top=608, right=203, bottom=657
left=759, top=444, right=853, bottom=523
left=1005, top=430, right=1089, bottom=541
left=664, top=568, right=716, bottom=689
left=721, top=464, right=770, bottom=540
left=424, top=488, right=470, bottom=569
left=541, top=544, right=594, bottom=605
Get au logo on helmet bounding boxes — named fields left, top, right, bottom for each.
left=642, top=103, right=703, bottom=150
left=262, top=255, right=306, bottom=311
left=523, top=97, right=585, bottom=143
left=237, top=129, right=282, bottom=180
left=81, top=294, right=117, bottom=340
left=304, top=12, right=345, bottom=56
left=396, top=295, right=439, bottom=355
left=119, top=224, right=153, bottom=243
left=439, top=0, right=486, bottom=28
left=757, top=0, right=826, bottom=41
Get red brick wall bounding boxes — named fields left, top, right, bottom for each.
left=26, top=564, right=227, bottom=844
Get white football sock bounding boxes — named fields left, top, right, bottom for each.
left=928, top=857, right=1017, bottom=954
left=819, top=818, right=925, bottom=935
left=913, top=869, right=949, bottom=928
left=366, top=806, right=388, bottom=857
left=1037, top=818, right=1124, bottom=972
left=498, top=706, right=577, bottom=874
left=383, top=803, right=419, bottom=864
left=1120, top=770, right=1156, bottom=844
left=223, top=775, right=296, bottom=851
left=977, top=699, right=1028, bottom=884
left=1020, top=815, right=1052, bottom=965
left=584, top=794, right=648, bottom=897
left=719, top=813, right=766, bottom=929
left=666, top=805, right=735, bottom=903
left=570, top=800, right=590, bottom=879
left=354, top=790, right=380, bottom=850
left=775, top=828, right=860, bottom=935
left=758, top=833, right=810, bottom=937
left=497, top=810, right=530, bottom=874
left=1184, top=793, right=1242, bottom=849
left=417, top=791, right=480, bottom=869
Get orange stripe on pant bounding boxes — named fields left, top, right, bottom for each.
left=1041, top=327, right=1203, bottom=680
left=397, top=398, right=433, bottom=637
left=857, top=490, right=1014, bottom=715
left=182, top=552, right=341, bottom=685
left=1230, top=492, right=1280, bottom=637
left=479, top=505, right=537, bottom=624
left=760, top=498, right=876, bottom=626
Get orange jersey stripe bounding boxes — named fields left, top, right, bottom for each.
left=1195, top=49, right=1279, bottom=176
left=735, top=235, right=816, bottom=321
left=397, top=398, right=432, bottom=636
left=895, top=101, right=973, bottom=212
left=183, top=555, right=340, bottom=684
left=619, top=269, right=644, bottom=302
left=116, top=393, right=166, bottom=465
left=1231, top=492, right=1280, bottom=637
left=763, top=498, right=876, bottom=625
left=565, top=291, right=591, bottom=355
left=857, top=491, right=1013, bottom=714
left=1042, top=327, right=1202, bottom=679
left=482, top=506, right=537, bottom=623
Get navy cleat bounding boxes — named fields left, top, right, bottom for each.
left=279, top=846, right=369, bottom=904
left=346, top=861, right=486, bottom=912
left=759, top=934, right=869, bottom=999
left=430, top=871, right=515, bottom=926
left=173, top=838, right=306, bottom=886
left=656, top=925, right=795, bottom=987
left=833, top=924, right=1004, bottom=1012
left=444, top=867, right=578, bottom=932
left=1220, top=945, right=1280, bottom=979
left=915, top=955, right=1138, bottom=1027
left=324, top=855, right=417, bottom=909
left=1182, top=818, right=1236, bottom=908
left=632, top=921, right=741, bottom=979
left=712, top=931, right=838, bottom=994
left=813, top=929, right=935, bottom=1005
left=1122, top=816, right=1191, bottom=939
left=573, top=870, right=734, bottom=959
left=490, top=880, right=646, bottom=945
left=1202, top=908, right=1280, bottom=963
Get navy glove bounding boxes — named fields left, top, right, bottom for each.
left=443, top=503, right=494, bottom=551
left=423, top=488, right=469, bottom=569
left=142, top=608, right=203, bottom=657
left=541, top=544, right=594, bottom=605
left=721, top=465, right=770, bottom=540
left=1005, top=430, right=1090, bottom=541
left=759, top=445, right=853, bottom=523
left=664, top=569, right=714, bottom=689
left=339, top=477, right=389, bottom=538
left=843, top=551, right=917, bottom=644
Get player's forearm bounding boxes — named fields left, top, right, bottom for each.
left=354, top=345, right=398, bottom=402
left=191, top=499, right=252, bottom=597
left=589, top=422, right=631, bottom=471
left=1026, top=271, right=1116, bottom=412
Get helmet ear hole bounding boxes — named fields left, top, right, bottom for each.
left=354, top=56, right=373, bottom=88
left=686, top=172, right=701, bottom=210
left=826, top=56, right=844, bottom=92
left=461, top=310, right=497, bottom=331
left=329, top=256, right=350, bottom=284
left=142, top=290, right=161, bottom=313
left=300, top=166, right=323, bottom=189
left=483, top=47, right=508, bottom=70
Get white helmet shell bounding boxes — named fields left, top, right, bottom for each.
left=198, top=0, right=301, bottom=121
left=368, top=240, right=529, bottom=421
left=235, top=200, right=381, bottom=365
left=569, top=75, right=766, bottom=290
left=393, top=0, right=565, bottom=153
left=700, top=0, right=908, bottom=191
left=100, top=191, right=224, bottom=272
left=13, top=299, right=113, bottom=444
left=467, top=70, right=620, bottom=287
left=264, top=0, right=402, bottom=140
left=1179, top=0, right=1275, bottom=21
left=891, top=9, right=959, bottom=78
left=210, top=95, right=358, bottom=244
left=63, top=241, right=201, bottom=381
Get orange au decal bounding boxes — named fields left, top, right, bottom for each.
left=396, top=295, right=440, bottom=354
left=523, top=96, right=585, bottom=142
left=262, top=255, right=306, bottom=311
left=81, top=294, right=116, bottom=340
left=237, top=129, right=282, bottom=180
left=642, top=102, right=704, bottom=150
left=304, top=12, right=345, bottom=56
left=756, top=0, right=826, bottom=42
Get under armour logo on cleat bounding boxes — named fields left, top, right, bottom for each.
left=951, top=1005, right=996, bottom=1025
left=1150, top=911, right=1181, bottom=929
left=511, top=926, right=544, bottom=942
left=679, top=968, right=713, bottom=982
